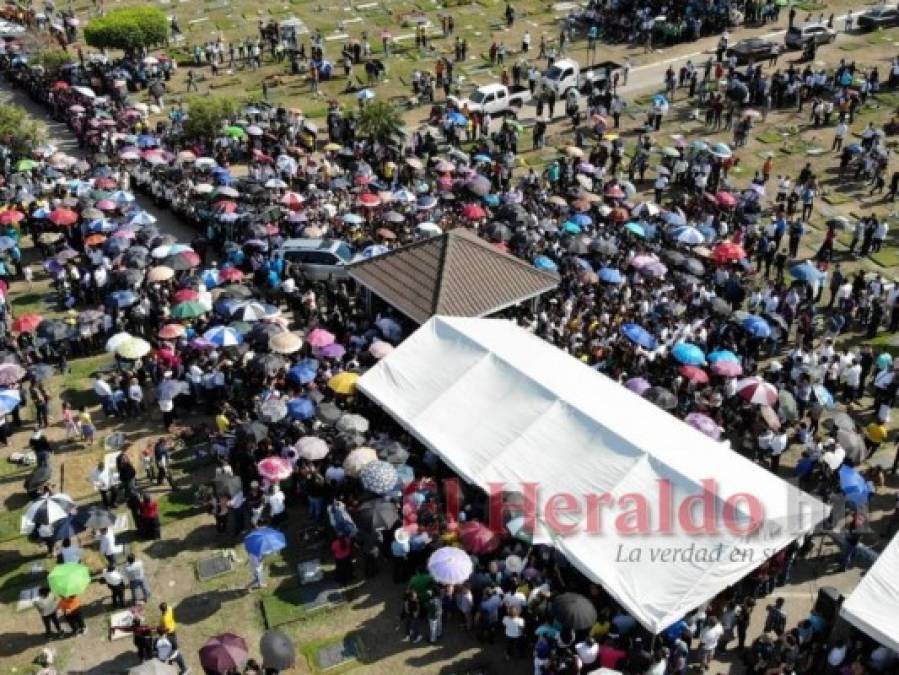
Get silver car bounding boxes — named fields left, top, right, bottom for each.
left=279, top=239, right=356, bottom=281
left=784, top=22, right=836, bottom=49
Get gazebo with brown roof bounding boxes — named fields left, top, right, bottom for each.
left=347, top=229, right=560, bottom=324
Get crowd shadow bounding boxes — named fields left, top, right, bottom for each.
left=174, top=587, right=248, bottom=624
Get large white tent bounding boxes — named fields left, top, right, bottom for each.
left=358, top=316, right=829, bottom=633
left=841, top=533, right=899, bottom=652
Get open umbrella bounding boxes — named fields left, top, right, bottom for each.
left=258, top=456, right=292, bottom=482
left=295, top=436, right=329, bottom=461
left=199, top=633, right=249, bottom=674
left=116, top=337, right=152, bottom=359
left=357, top=499, right=399, bottom=531
left=838, top=465, right=870, bottom=506
left=685, top=412, right=721, bottom=439
left=625, top=377, right=651, bottom=395
left=552, top=593, right=597, bottom=630
left=671, top=342, right=706, bottom=366
left=244, top=527, right=286, bottom=557
left=621, top=323, right=656, bottom=349
left=328, top=372, right=359, bottom=395
left=84, top=508, right=116, bottom=530
left=337, top=413, right=369, bottom=434
left=259, top=399, right=288, bottom=424
left=260, top=630, right=295, bottom=672
left=288, top=359, right=319, bottom=385
left=344, top=447, right=378, bottom=476
left=736, top=377, right=778, bottom=405
left=711, top=360, right=742, bottom=377
left=23, top=493, right=74, bottom=531
left=237, top=421, right=269, bottom=444
left=0, top=363, right=26, bottom=385
left=679, top=366, right=709, bottom=384
left=307, top=328, right=336, bottom=348
left=12, top=313, right=42, bottom=333
left=459, top=521, right=501, bottom=554
left=428, top=547, right=473, bottom=584
left=645, top=386, right=677, bottom=410
left=48, top=562, right=91, bottom=597
left=360, top=460, right=398, bottom=495
left=213, top=475, right=242, bottom=498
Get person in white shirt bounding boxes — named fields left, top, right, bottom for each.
left=127, top=378, right=144, bottom=415
left=59, top=538, right=81, bottom=563
left=102, top=563, right=126, bottom=608
left=123, top=554, right=151, bottom=603
left=154, top=633, right=189, bottom=673
left=266, top=485, right=286, bottom=525
left=699, top=618, right=724, bottom=668
left=768, top=431, right=788, bottom=473
left=575, top=638, right=599, bottom=667
left=843, top=359, right=862, bottom=401
left=98, top=527, right=120, bottom=565
left=90, top=460, right=117, bottom=508
left=33, top=586, right=62, bottom=637
left=502, top=606, right=525, bottom=659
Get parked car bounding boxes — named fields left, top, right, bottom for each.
left=541, top=58, right=619, bottom=97
left=726, top=37, right=780, bottom=63
left=279, top=239, right=357, bottom=281
left=447, top=83, right=531, bottom=116
left=784, top=22, right=836, bottom=49
left=857, top=6, right=899, bottom=31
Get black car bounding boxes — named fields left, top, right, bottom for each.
left=726, top=38, right=780, bottom=63
left=857, top=6, right=899, bottom=30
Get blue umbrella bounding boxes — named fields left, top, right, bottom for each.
left=572, top=213, right=592, bottom=227
left=446, top=111, right=468, bottom=126
left=482, top=194, right=500, bottom=206
left=204, top=326, right=243, bottom=347
left=108, top=290, right=139, bottom=308
left=562, top=221, right=582, bottom=235
left=128, top=211, right=156, bottom=226
left=621, top=323, right=657, bottom=349
left=473, top=153, right=492, bottom=162
left=288, top=359, right=319, bottom=385
left=244, top=527, right=287, bottom=558
left=111, top=190, right=135, bottom=204
left=790, top=261, right=825, bottom=282
left=652, top=94, right=668, bottom=106
left=624, top=221, right=645, bottom=237
left=707, top=350, right=740, bottom=364
left=88, top=218, right=113, bottom=232
left=663, top=211, right=686, bottom=226
left=669, top=226, right=704, bottom=246
left=287, top=397, right=316, bottom=421
left=838, top=465, right=870, bottom=506
left=697, top=224, right=718, bottom=242
left=672, top=342, right=706, bottom=366
left=877, top=353, right=893, bottom=370
left=417, top=196, right=437, bottom=210
left=742, top=315, right=772, bottom=338
left=598, top=267, right=623, bottom=284
left=813, top=384, right=835, bottom=408
left=53, top=513, right=88, bottom=541
left=533, top=255, right=558, bottom=272
left=573, top=257, right=593, bottom=271
left=136, top=134, right=158, bottom=148
left=362, top=244, right=389, bottom=259
left=202, top=269, right=219, bottom=288
left=343, top=213, right=363, bottom=225
left=104, top=238, right=129, bottom=255
left=0, top=388, right=21, bottom=414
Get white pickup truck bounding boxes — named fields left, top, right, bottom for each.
left=447, top=82, right=531, bottom=116
left=541, top=58, right=619, bottom=98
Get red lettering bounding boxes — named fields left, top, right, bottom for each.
left=585, top=492, right=614, bottom=534
left=723, top=493, right=765, bottom=535
left=544, top=493, right=581, bottom=536
left=657, top=479, right=674, bottom=534
left=678, top=479, right=718, bottom=535
left=615, top=493, right=650, bottom=534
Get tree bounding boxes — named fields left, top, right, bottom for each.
left=84, top=7, right=169, bottom=55
left=356, top=101, right=404, bottom=142
left=0, top=103, right=47, bottom=157
left=182, top=95, right=238, bottom=144
left=33, top=49, right=74, bottom=77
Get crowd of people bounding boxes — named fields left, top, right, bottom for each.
left=0, top=0, right=899, bottom=672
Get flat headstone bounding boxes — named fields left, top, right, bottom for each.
left=298, top=559, right=323, bottom=585
left=197, top=553, right=235, bottom=581
left=356, top=2, right=378, bottom=8
left=297, top=579, right=344, bottom=612
left=314, top=635, right=361, bottom=671
left=114, top=512, right=131, bottom=534
left=344, top=16, right=363, bottom=23
left=17, top=587, right=40, bottom=611
left=326, top=32, right=349, bottom=41
left=110, top=609, right=138, bottom=640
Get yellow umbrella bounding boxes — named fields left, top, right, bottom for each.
left=147, top=265, right=174, bottom=282
left=269, top=331, right=303, bottom=354
left=328, top=372, right=359, bottom=395
left=115, top=336, right=152, bottom=359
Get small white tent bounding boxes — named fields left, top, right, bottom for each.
left=358, top=316, right=829, bottom=633
left=841, top=533, right=899, bottom=652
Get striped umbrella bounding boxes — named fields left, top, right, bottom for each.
left=736, top=377, right=778, bottom=405
left=22, top=493, right=74, bottom=532
left=203, top=325, right=243, bottom=347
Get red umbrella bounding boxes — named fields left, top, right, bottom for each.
left=358, top=192, right=381, bottom=207
left=679, top=365, right=709, bottom=384
left=604, top=185, right=625, bottom=199
left=172, top=288, right=198, bottom=303
left=716, top=191, right=736, bottom=208
left=712, top=242, right=746, bottom=265
left=462, top=204, right=487, bottom=219
left=12, top=313, right=43, bottom=333
left=0, top=210, right=24, bottom=225
left=258, top=456, right=292, bottom=482
left=199, top=633, right=249, bottom=674
left=219, top=267, right=244, bottom=282
left=213, top=200, right=237, bottom=213
left=49, top=208, right=78, bottom=226
left=158, top=324, right=185, bottom=340
left=280, top=192, right=304, bottom=209
left=610, top=207, right=629, bottom=222
left=736, top=377, right=778, bottom=405
left=459, top=521, right=501, bottom=554
left=94, top=177, right=117, bottom=189
left=711, top=360, right=742, bottom=377
left=52, top=81, right=69, bottom=90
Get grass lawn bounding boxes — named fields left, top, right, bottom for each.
left=0, top=509, right=24, bottom=544
left=158, top=490, right=205, bottom=526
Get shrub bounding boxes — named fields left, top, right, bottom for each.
left=84, top=7, right=169, bottom=55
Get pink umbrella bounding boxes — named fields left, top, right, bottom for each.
left=685, top=412, right=722, bottom=439
left=711, top=360, right=742, bottom=377
left=625, top=377, right=651, bottom=395
left=639, top=261, right=668, bottom=278
left=630, top=254, right=658, bottom=269
left=307, top=328, right=335, bottom=348
left=112, top=228, right=136, bottom=239
left=173, top=288, right=199, bottom=303
left=716, top=191, right=736, bottom=208
left=258, top=456, right=292, bottom=482
left=95, top=199, right=117, bottom=211
left=369, top=340, right=394, bottom=359
left=281, top=192, right=304, bottom=209
left=358, top=192, right=381, bottom=207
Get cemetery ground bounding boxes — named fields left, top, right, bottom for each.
left=3, top=1, right=899, bottom=672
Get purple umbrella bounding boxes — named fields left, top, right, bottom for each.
left=43, top=259, right=64, bottom=274
left=640, top=261, right=668, bottom=278
left=191, top=337, right=217, bottom=350
left=625, top=377, right=651, bottom=395
left=685, top=412, right=721, bottom=440
left=427, top=546, right=473, bottom=585
left=318, top=343, right=346, bottom=359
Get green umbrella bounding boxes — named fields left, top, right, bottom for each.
left=15, top=159, right=38, bottom=172
left=228, top=321, right=252, bottom=335
left=225, top=126, right=247, bottom=140
left=48, top=562, right=91, bottom=597
left=171, top=301, right=208, bottom=319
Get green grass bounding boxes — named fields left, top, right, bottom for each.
left=260, top=576, right=342, bottom=627
left=0, top=508, right=24, bottom=543
left=57, top=353, right=115, bottom=409
left=822, top=193, right=852, bottom=205
left=157, top=490, right=205, bottom=526
left=299, top=633, right=365, bottom=674
left=870, top=247, right=899, bottom=269
left=756, top=131, right=784, bottom=144
left=0, top=459, right=28, bottom=478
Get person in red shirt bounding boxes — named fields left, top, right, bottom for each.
left=598, top=637, right=626, bottom=670
left=139, top=494, right=160, bottom=540
left=331, top=534, right=354, bottom=585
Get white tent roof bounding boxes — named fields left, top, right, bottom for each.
left=358, top=316, right=829, bottom=633
left=841, top=533, right=899, bottom=652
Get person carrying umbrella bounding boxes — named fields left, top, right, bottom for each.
left=32, top=586, right=63, bottom=639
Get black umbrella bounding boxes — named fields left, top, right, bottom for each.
left=316, top=401, right=342, bottom=425
left=260, top=629, right=295, bottom=672
left=249, top=323, right=284, bottom=348
left=590, top=238, right=618, bottom=255
left=218, top=285, right=254, bottom=300
left=486, top=223, right=511, bottom=242
left=213, top=474, right=243, bottom=497
left=567, top=237, right=590, bottom=255
left=53, top=513, right=87, bottom=541
left=467, top=176, right=491, bottom=197
left=251, top=353, right=286, bottom=377
left=661, top=250, right=686, bottom=267
left=237, top=421, right=269, bottom=443
left=36, top=319, right=70, bottom=342
left=710, top=297, right=732, bottom=316
left=681, top=257, right=705, bottom=276
left=356, top=498, right=399, bottom=531
left=84, top=508, right=116, bottom=530
left=644, top=386, right=677, bottom=410
left=25, top=464, right=52, bottom=492
left=552, top=593, right=597, bottom=630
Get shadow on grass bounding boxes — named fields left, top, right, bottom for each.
left=174, top=586, right=248, bottom=625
